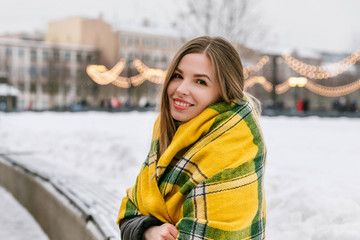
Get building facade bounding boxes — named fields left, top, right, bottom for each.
left=46, top=16, right=118, bottom=68
left=0, top=38, right=98, bottom=110
left=1, top=16, right=358, bottom=113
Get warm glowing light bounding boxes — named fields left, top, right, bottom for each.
left=86, top=59, right=130, bottom=88
left=288, top=77, right=308, bottom=87
left=274, top=77, right=360, bottom=97
left=244, top=55, right=270, bottom=79
left=87, top=59, right=168, bottom=88
left=305, top=79, right=360, bottom=97
left=282, top=50, right=360, bottom=79
left=87, top=55, right=360, bottom=97
left=244, top=76, right=273, bottom=92
left=275, top=81, right=291, bottom=94
left=132, top=59, right=167, bottom=85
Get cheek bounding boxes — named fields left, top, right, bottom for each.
left=208, top=87, right=221, bottom=103
left=167, top=81, right=178, bottom=97
left=211, top=90, right=221, bottom=103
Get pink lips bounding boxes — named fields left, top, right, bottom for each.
left=173, top=98, right=192, bottom=110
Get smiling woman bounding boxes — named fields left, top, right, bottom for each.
left=117, top=36, right=267, bottom=240
left=167, top=53, right=220, bottom=122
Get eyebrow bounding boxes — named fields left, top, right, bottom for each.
left=175, top=68, right=212, bottom=82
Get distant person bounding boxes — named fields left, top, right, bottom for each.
left=303, top=99, right=310, bottom=112
left=296, top=98, right=304, bottom=113
left=99, top=99, right=106, bottom=109
left=80, top=98, right=88, bottom=107
left=349, top=100, right=357, bottom=112
left=27, top=100, right=32, bottom=111
left=117, top=36, right=267, bottom=240
left=110, top=97, right=120, bottom=108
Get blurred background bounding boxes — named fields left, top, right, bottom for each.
left=0, top=0, right=359, bottom=116
left=1, top=1, right=360, bottom=240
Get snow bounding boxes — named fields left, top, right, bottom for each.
left=0, top=186, right=49, bottom=240
left=0, top=84, right=20, bottom=96
left=0, top=111, right=360, bottom=239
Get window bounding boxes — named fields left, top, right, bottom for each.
left=54, top=51, right=60, bottom=61
left=154, top=39, right=159, bottom=48
left=18, top=67, right=24, bottom=75
left=65, top=52, right=71, bottom=61
left=128, top=36, right=133, bottom=46
left=161, top=40, right=169, bottom=49
left=29, top=66, right=37, bottom=76
left=5, top=64, right=11, bottom=73
left=144, top=54, right=151, bottom=63
left=30, top=49, right=37, bottom=61
left=43, top=51, right=48, bottom=60
left=18, top=48, right=24, bottom=58
left=42, top=67, right=48, bottom=77
left=134, top=37, right=140, bottom=46
left=161, top=55, right=168, bottom=63
left=121, top=35, right=127, bottom=45
left=6, top=48, right=12, bottom=57
left=76, top=69, right=82, bottom=77
left=64, top=67, right=71, bottom=78
left=86, top=55, right=93, bottom=63
left=52, top=67, right=59, bottom=77
left=143, top=38, right=152, bottom=47
left=76, top=53, right=82, bottom=62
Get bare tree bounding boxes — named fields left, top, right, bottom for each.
left=176, top=0, right=267, bottom=48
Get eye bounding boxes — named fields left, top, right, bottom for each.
left=196, top=79, right=207, bottom=86
left=171, top=73, right=182, bottom=79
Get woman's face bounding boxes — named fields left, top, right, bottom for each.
left=167, top=53, right=220, bottom=122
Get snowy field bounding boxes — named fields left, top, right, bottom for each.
left=0, top=111, right=359, bottom=239
left=0, top=185, right=49, bottom=240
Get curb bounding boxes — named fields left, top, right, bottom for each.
left=0, top=155, right=118, bottom=240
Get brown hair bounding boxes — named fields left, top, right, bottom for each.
left=159, top=36, right=254, bottom=156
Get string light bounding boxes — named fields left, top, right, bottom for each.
left=244, top=55, right=269, bottom=79
left=304, top=79, right=360, bottom=97
left=87, top=55, right=360, bottom=98
left=288, top=77, right=308, bottom=87
left=275, top=81, right=291, bottom=95
left=244, top=76, right=360, bottom=97
left=274, top=77, right=307, bottom=95
left=111, top=77, right=131, bottom=88
left=244, top=76, right=273, bottom=92
left=282, top=50, right=360, bottom=79
left=132, top=60, right=167, bottom=85
left=129, top=74, right=146, bottom=86
left=86, top=59, right=131, bottom=88
left=87, top=59, right=167, bottom=88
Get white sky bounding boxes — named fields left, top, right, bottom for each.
left=0, top=0, right=358, bottom=53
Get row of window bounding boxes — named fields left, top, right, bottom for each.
left=0, top=47, right=95, bottom=63
left=1, top=65, right=83, bottom=78
left=120, top=51, right=170, bottom=65
left=120, top=35, right=181, bottom=50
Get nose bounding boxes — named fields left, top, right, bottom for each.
left=175, top=79, right=190, bottom=96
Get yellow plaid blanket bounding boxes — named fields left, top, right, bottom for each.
left=117, top=98, right=267, bottom=239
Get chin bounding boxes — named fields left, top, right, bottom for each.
left=171, top=112, right=190, bottom=122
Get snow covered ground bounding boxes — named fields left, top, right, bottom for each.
left=0, top=111, right=359, bottom=239
left=0, top=186, right=49, bottom=240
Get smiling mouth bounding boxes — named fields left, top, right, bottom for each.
left=174, top=100, right=192, bottom=107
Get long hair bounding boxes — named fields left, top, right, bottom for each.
left=158, top=36, right=259, bottom=156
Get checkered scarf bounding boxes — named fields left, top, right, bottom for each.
left=117, top=98, right=266, bottom=239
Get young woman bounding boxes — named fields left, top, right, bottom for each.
left=117, top=36, right=266, bottom=240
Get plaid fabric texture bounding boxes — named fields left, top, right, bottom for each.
left=117, top=98, right=267, bottom=239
